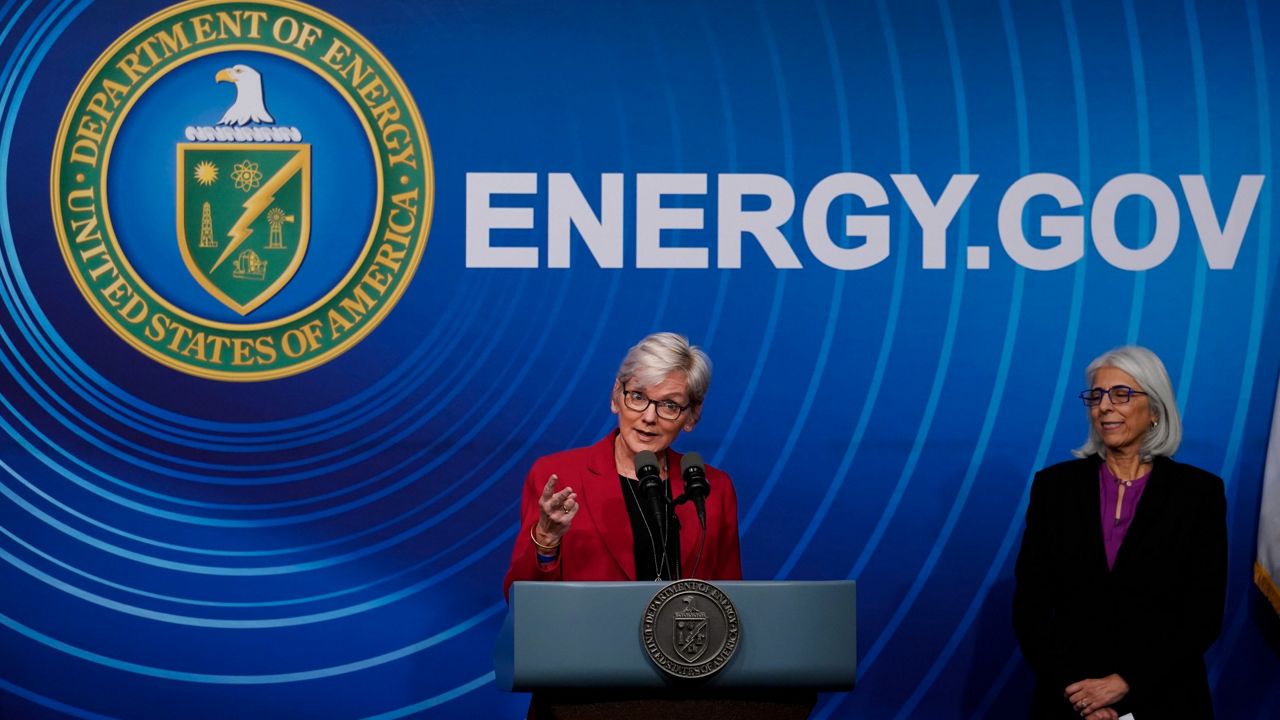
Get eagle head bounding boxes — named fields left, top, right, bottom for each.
left=216, top=64, right=275, bottom=127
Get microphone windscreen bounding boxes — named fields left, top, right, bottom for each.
left=681, top=451, right=710, bottom=500
left=680, top=451, right=705, bottom=475
left=635, top=451, right=660, bottom=477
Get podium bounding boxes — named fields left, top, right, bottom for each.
left=495, top=581, right=856, bottom=720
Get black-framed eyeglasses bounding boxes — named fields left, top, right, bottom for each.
left=620, top=384, right=689, bottom=421
left=1078, top=385, right=1148, bottom=407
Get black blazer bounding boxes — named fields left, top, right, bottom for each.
left=1012, top=455, right=1227, bottom=719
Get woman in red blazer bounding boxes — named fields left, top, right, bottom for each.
left=1013, top=346, right=1227, bottom=719
left=503, top=333, right=742, bottom=599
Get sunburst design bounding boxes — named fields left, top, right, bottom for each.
left=193, top=161, right=219, bottom=186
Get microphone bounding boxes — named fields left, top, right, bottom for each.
left=634, top=451, right=667, bottom=525
left=681, top=452, right=710, bottom=530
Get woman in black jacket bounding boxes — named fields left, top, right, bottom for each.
left=1013, top=346, right=1227, bottom=719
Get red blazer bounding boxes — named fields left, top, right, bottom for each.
left=503, top=432, right=742, bottom=598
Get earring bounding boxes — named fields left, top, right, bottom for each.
left=1152, top=419, right=1159, bottom=427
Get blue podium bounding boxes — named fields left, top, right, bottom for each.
left=496, top=580, right=856, bottom=719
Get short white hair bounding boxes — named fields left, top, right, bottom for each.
left=616, top=332, right=712, bottom=410
left=1073, top=345, right=1182, bottom=461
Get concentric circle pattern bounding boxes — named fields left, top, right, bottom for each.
left=1, top=1, right=1278, bottom=718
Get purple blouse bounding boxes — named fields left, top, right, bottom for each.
left=1099, top=462, right=1150, bottom=569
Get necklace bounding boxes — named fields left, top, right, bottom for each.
left=1104, top=455, right=1149, bottom=484
left=623, top=474, right=672, bottom=581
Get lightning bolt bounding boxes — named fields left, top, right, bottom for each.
left=210, top=151, right=306, bottom=273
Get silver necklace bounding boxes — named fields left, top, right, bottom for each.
left=624, top=474, right=672, bottom=581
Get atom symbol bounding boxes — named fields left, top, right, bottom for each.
left=231, top=160, right=262, bottom=192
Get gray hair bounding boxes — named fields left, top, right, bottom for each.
left=1073, top=345, right=1182, bottom=461
left=616, top=332, right=712, bottom=412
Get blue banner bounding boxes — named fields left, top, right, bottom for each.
left=1, top=0, right=1278, bottom=717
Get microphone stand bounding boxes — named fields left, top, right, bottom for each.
left=672, top=494, right=704, bottom=579
left=667, top=498, right=681, bottom=580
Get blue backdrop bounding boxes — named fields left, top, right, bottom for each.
left=2, top=0, right=1279, bottom=717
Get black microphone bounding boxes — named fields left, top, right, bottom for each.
left=681, top=452, right=710, bottom=530
left=634, top=451, right=667, bottom=524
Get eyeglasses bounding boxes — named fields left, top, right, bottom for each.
left=620, top=385, right=689, bottom=421
left=1078, top=385, right=1148, bottom=407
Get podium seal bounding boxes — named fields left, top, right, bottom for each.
left=641, top=580, right=739, bottom=679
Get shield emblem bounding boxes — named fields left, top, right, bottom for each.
left=673, top=599, right=709, bottom=663
left=177, top=143, right=311, bottom=315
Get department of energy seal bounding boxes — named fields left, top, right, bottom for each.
left=51, top=0, right=433, bottom=381
left=641, top=580, right=740, bottom=679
